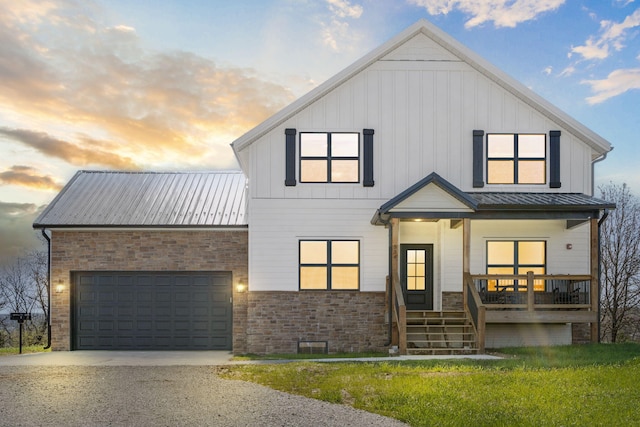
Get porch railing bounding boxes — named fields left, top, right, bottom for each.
left=471, top=273, right=592, bottom=310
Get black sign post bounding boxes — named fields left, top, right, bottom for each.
left=10, top=313, right=32, bottom=354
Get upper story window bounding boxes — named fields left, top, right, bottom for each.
left=487, top=134, right=546, bottom=184
left=300, top=133, right=359, bottom=183
left=299, top=240, right=360, bottom=290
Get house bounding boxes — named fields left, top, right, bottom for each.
left=34, top=20, right=614, bottom=354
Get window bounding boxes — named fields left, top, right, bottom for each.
left=487, top=134, right=546, bottom=184
left=299, top=240, right=359, bottom=290
left=487, top=240, right=546, bottom=291
left=300, top=133, right=359, bottom=183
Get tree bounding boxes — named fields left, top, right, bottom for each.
left=599, top=183, right=640, bottom=342
left=0, top=251, right=49, bottom=347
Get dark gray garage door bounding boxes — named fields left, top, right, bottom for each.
left=73, top=272, right=232, bottom=350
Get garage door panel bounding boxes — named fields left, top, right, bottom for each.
left=73, top=272, right=232, bottom=350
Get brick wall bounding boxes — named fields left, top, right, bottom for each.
left=571, top=323, right=591, bottom=344
left=50, top=229, right=247, bottom=351
left=239, top=291, right=388, bottom=355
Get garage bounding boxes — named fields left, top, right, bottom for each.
left=73, top=271, right=232, bottom=350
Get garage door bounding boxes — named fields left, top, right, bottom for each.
left=73, top=272, right=232, bottom=350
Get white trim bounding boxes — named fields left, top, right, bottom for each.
left=45, top=227, right=248, bottom=232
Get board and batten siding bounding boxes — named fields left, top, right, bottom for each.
left=248, top=33, right=597, bottom=201
left=248, top=199, right=388, bottom=292
left=469, top=219, right=591, bottom=275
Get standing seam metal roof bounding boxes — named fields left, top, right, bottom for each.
left=33, top=171, right=248, bottom=227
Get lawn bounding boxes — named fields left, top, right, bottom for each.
left=221, top=343, right=640, bottom=427
left=0, top=345, right=50, bottom=356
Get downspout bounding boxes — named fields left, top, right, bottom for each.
left=591, top=152, right=609, bottom=195
left=41, top=229, right=52, bottom=349
left=597, top=209, right=610, bottom=343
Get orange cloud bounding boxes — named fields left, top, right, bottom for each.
left=0, top=165, right=64, bottom=191
left=0, top=2, right=295, bottom=170
left=0, top=127, right=139, bottom=169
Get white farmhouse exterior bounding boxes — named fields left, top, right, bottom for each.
left=231, top=19, right=613, bottom=354
left=35, top=20, right=614, bottom=354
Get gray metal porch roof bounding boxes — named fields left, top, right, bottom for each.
left=33, top=171, right=247, bottom=228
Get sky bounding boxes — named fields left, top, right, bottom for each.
left=0, top=0, right=639, bottom=262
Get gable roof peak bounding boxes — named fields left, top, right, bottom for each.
left=231, top=19, right=611, bottom=162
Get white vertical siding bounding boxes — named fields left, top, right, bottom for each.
left=248, top=198, right=387, bottom=292
left=248, top=54, right=596, bottom=200
left=469, top=220, right=591, bottom=275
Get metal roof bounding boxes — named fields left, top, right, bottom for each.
left=33, top=171, right=248, bottom=228
left=468, top=192, right=615, bottom=211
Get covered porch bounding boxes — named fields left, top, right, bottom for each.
left=372, top=173, right=613, bottom=354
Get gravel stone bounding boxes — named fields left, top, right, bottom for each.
left=0, top=366, right=408, bottom=426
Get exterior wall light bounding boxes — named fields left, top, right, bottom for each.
left=55, top=284, right=64, bottom=293
left=236, top=282, right=247, bottom=293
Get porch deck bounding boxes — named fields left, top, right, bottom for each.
left=390, top=272, right=597, bottom=354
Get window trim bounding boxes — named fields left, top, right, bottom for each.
left=299, top=132, right=360, bottom=183
left=299, top=239, right=360, bottom=290
left=486, top=133, right=547, bottom=185
left=486, top=240, right=546, bottom=291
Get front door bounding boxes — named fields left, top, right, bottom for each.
left=400, top=244, right=434, bottom=310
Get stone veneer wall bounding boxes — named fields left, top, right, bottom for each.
left=571, top=323, right=591, bottom=344
left=442, top=292, right=463, bottom=311
left=236, top=291, right=388, bottom=355
left=50, top=229, right=248, bottom=351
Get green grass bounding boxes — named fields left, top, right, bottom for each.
left=0, top=345, right=51, bottom=356
left=221, top=343, right=640, bottom=426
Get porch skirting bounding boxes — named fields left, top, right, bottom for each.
left=485, top=324, right=572, bottom=348
left=233, top=291, right=387, bottom=355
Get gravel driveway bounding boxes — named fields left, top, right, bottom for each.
left=0, top=365, right=408, bottom=426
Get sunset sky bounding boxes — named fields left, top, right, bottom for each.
left=1, top=0, right=639, bottom=261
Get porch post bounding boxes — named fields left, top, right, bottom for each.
left=463, top=219, right=470, bottom=307
left=527, top=271, right=535, bottom=311
left=590, top=218, right=599, bottom=342
left=463, top=219, right=470, bottom=274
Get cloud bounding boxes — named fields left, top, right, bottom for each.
left=0, top=165, right=63, bottom=191
left=570, top=8, right=640, bottom=61
left=321, top=0, right=364, bottom=52
left=543, top=66, right=553, bottom=75
left=0, top=127, right=138, bottom=169
left=0, top=0, right=295, bottom=170
left=408, top=0, right=565, bottom=28
left=0, top=201, right=45, bottom=262
left=582, top=67, right=640, bottom=104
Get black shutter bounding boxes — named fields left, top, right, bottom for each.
left=363, top=129, right=374, bottom=187
left=549, top=130, right=561, bottom=188
left=473, top=130, right=484, bottom=188
left=285, top=128, right=296, bottom=186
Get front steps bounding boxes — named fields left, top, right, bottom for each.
left=405, top=311, right=477, bottom=355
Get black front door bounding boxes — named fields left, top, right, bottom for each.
left=400, top=244, right=434, bottom=310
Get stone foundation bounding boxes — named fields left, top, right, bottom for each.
left=442, top=292, right=463, bottom=311
left=571, top=323, right=591, bottom=344
left=235, top=291, right=388, bottom=355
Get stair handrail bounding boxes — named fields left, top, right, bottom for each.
left=392, top=271, right=407, bottom=355
left=464, top=273, right=486, bottom=353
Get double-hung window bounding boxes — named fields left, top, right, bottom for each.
left=487, top=240, right=546, bottom=291
left=487, top=134, right=546, bottom=184
left=299, top=240, right=359, bottom=290
left=300, top=133, right=359, bottom=183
